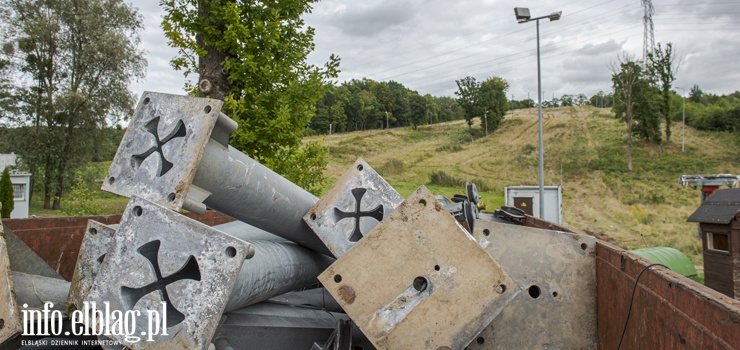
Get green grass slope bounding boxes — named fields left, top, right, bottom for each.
left=308, top=106, right=740, bottom=265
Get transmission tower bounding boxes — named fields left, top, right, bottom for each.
left=642, top=0, right=655, bottom=62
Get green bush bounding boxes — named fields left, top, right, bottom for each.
left=378, top=159, right=405, bottom=176
left=0, top=168, right=14, bottom=218
left=428, top=171, right=465, bottom=188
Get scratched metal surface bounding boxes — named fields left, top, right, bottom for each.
left=0, top=227, right=22, bottom=347
left=320, top=186, right=519, bottom=350
left=304, top=158, right=403, bottom=257
left=86, top=196, right=251, bottom=350
left=67, top=220, right=117, bottom=314
left=102, top=92, right=223, bottom=211
left=467, top=220, right=597, bottom=349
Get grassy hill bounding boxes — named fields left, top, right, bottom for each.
left=307, top=106, right=740, bottom=265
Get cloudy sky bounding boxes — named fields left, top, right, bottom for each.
left=129, top=0, right=740, bottom=101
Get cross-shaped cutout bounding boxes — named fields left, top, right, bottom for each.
left=334, top=188, right=384, bottom=242
left=120, top=240, right=201, bottom=328
left=130, top=117, right=187, bottom=177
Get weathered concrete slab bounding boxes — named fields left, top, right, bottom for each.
left=0, top=228, right=22, bottom=347
left=67, top=220, right=117, bottom=314
left=86, top=196, right=252, bottom=350
left=304, top=158, right=403, bottom=257
left=466, top=220, right=597, bottom=349
left=320, top=186, right=519, bottom=350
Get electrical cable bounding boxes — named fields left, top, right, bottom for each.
left=616, top=263, right=669, bottom=350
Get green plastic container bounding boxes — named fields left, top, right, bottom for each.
left=629, top=247, right=697, bottom=277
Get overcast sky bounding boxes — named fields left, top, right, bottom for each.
left=129, top=0, right=740, bottom=102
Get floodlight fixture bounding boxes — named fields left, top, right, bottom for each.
left=549, top=11, right=562, bottom=21
left=514, top=7, right=531, bottom=22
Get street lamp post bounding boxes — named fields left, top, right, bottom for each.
left=676, top=87, right=686, bottom=152
left=515, top=7, right=562, bottom=220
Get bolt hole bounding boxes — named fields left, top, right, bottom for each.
left=0, top=318, right=4, bottom=330
left=497, top=284, right=507, bottom=294
left=310, top=213, right=316, bottom=220
left=434, top=265, right=440, bottom=271
left=528, top=285, right=541, bottom=299
left=204, top=105, right=212, bottom=113
left=133, top=206, right=143, bottom=217
left=419, top=199, right=427, bottom=207
left=108, top=177, right=115, bottom=185
left=483, top=229, right=490, bottom=236
left=167, top=193, right=176, bottom=202
left=580, top=243, right=588, bottom=250
left=476, top=337, right=485, bottom=344
left=225, top=246, right=237, bottom=258
left=356, top=164, right=364, bottom=171
left=143, top=97, right=150, bottom=105
left=89, top=228, right=97, bottom=236
left=552, top=291, right=558, bottom=297
left=334, top=274, right=342, bottom=283
left=413, top=276, right=428, bottom=292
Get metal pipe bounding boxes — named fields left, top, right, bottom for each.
left=213, top=220, right=288, bottom=243
left=194, top=140, right=331, bottom=256
left=11, top=272, right=70, bottom=311
left=224, top=240, right=334, bottom=312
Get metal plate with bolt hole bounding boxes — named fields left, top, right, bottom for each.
left=102, top=92, right=225, bottom=211
left=319, top=186, right=519, bottom=350
left=86, top=196, right=253, bottom=350
left=67, top=220, right=117, bottom=314
left=304, top=158, right=403, bottom=257
left=465, top=220, right=597, bottom=350
left=0, top=230, right=22, bottom=346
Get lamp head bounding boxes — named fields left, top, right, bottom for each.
left=514, top=7, right=531, bottom=22
left=549, top=11, right=562, bottom=21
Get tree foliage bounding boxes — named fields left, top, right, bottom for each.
left=648, top=43, right=679, bottom=142
left=2, top=0, right=144, bottom=209
left=161, top=0, right=339, bottom=194
left=611, top=54, right=642, bottom=171
left=454, top=76, right=509, bottom=136
left=0, top=167, right=13, bottom=218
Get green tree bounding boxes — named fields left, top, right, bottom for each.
left=648, top=43, right=679, bottom=142
left=689, top=84, right=704, bottom=104
left=611, top=54, right=641, bottom=171
left=3, top=0, right=145, bottom=209
left=478, top=76, right=509, bottom=134
left=408, top=92, right=428, bottom=130
left=0, top=167, right=13, bottom=218
left=162, top=0, right=339, bottom=194
left=455, top=76, right=481, bottom=133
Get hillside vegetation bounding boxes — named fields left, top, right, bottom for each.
left=308, top=106, right=740, bottom=265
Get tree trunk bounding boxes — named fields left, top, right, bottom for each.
left=197, top=0, right=231, bottom=100
left=626, top=111, right=633, bottom=171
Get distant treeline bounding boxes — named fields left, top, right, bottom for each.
left=681, top=86, right=739, bottom=133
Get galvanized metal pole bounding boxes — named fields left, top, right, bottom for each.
left=194, top=141, right=330, bottom=256
left=537, top=18, right=546, bottom=219
left=102, top=92, right=331, bottom=256
left=224, top=240, right=334, bottom=312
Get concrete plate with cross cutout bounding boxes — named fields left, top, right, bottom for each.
left=319, top=186, right=519, bottom=350
left=86, top=196, right=252, bottom=350
left=304, top=158, right=403, bottom=257
left=102, top=92, right=225, bottom=211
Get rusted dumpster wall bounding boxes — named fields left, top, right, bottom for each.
left=597, top=241, right=740, bottom=349
left=3, top=211, right=234, bottom=281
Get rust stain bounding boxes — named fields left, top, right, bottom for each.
left=338, top=285, right=356, bottom=304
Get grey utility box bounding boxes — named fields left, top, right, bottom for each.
left=504, top=185, right=563, bottom=224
